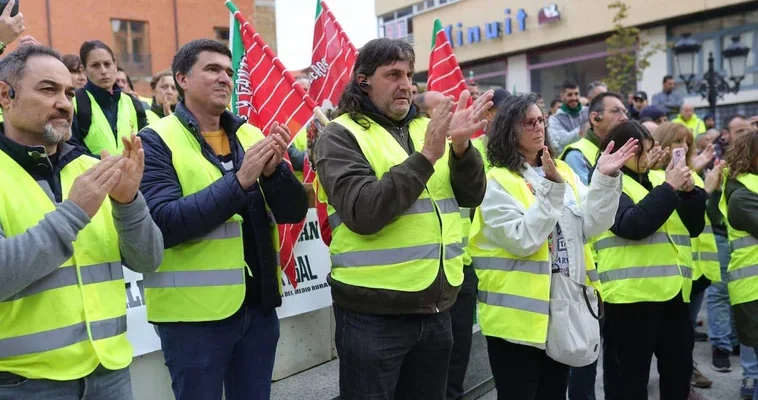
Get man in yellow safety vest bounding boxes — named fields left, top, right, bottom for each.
left=0, top=45, right=163, bottom=400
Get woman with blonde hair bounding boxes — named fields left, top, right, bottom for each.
left=652, top=122, right=724, bottom=389
left=722, top=129, right=758, bottom=400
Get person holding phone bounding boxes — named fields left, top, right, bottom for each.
left=598, top=120, right=708, bottom=400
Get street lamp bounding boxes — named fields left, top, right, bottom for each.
left=673, top=33, right=751, bottom=118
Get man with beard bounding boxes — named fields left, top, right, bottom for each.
left=549, top=80, right=584, bottom=153
left=0, top=45, right=163, bottom=399
left=138, top=39, right=308, bottom=400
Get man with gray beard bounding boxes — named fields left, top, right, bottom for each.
left=0, top=45, right=163, bottom=400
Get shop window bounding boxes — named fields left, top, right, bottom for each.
left=462, top=60, right=508, bottom=91
left=529, top=41, right=613, bottom=103
left=215, top=27, right=230, bottom=48
left=111, top=19, right=151, bottom=78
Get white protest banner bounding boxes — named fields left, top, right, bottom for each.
left=124, top=208, right=333, bottom=357
left=277, top=209, right=332, bottom=319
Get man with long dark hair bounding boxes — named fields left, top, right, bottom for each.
left=314, top=38, right=492, bottom=399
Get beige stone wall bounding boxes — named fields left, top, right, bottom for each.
left=410, top=0, right=754, bottom=72
left=376, top=0, right=419, bottom=17
left=253, top=0, right=278, bottom=54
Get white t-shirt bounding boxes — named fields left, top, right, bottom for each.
left=534, top=167, right=570, bottom=277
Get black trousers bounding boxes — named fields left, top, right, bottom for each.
left=334, top=304, right=453, bottom=400
left=486, top=336, right=570, bottom=400
left=603, top=294, right=693, bottom=400
left=446, top=266, right=478, bottom=400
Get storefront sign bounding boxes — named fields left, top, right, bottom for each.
left=445, top=4, right=560, bottom=48
left=538, top=4, right=561, bottom=24
left=125, top=209, right=333, bottom=357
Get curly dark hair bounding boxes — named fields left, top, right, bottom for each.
left=487, top=93, right=553, bottom=172
left=336, top=38, right=415, bottom=129
left=726, top=129, right=758, bottom=178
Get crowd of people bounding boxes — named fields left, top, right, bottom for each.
left=1, top=5, right=758, bottom=400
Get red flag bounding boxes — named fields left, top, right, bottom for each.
left=307, top=0, right=358, bottom=110
left=427, top=19, right=469, bottom=100
left=228, top=1, right=318, bottom=289
left=302, top=0, right=357, bottom=244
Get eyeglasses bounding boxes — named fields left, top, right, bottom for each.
left=600, top=107, right=629, bottom=117
left=520, top=116, right=547, bottom=131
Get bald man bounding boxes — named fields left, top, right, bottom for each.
left=672, top=103, right=706, bottom=136
left=413, top=90, right=447, bottom=117
left=642, top=121, right=659, bottom=136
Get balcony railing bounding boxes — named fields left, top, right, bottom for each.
left=115, top=53, right=152, bottom=78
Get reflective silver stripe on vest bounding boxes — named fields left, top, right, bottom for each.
left=3, top=262, right=123, bottom=302
left=327, top=198, right=460, bottom=231
left=731, top=236, right=758, bottom=251
left=702, top=226, right=713, bottom=234
left=197, top=221, right=241, bottom=241
left=599, top=265, right=690, bottom=282
left=693, top=252, right=719, bottom=262
left=445, top=243, right=464, bottom=260
left=460, top=208, right=470, bottom=218
left=0, top=315, right=127, bottom=359
left=143, top=269, right=245, bottom=288
left=595, top=232, right=690, bottom=251
left=478, top=290, right=549, bottom=315
left=328, top=213, right=342, bottom=230
left=331, top=244, right=439, bottom=268
left=587, top=269, right=599, bottom=282
left=472, top=257, right=550, bottom=275
left=462, top=237, right=469, bottom=247
left=727, top=265, right=758, bottom=283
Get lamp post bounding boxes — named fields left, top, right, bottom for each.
left=673, top=33, right=751, bottom=120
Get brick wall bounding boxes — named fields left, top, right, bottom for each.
left=16, top=0, right=257, bottom=95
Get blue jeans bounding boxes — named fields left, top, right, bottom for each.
left=568, top=359, right=597, bottom=400
left=707, top=234, right=739, bottom=352
left=744, top=345, right=758, bottom=380
left=155, top=304, right=280, bottom=400
left=0, top=365, right=132, bottom=400
left=334, top=304, right=454, bottom=400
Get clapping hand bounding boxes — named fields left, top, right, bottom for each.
left=596, top=139, right=639, bottom=176
left=263, top=122, right=291, bottom=177
left=106, top=134, right=145, bottom=204
left=420, top=98, right=454, bottom=164
left=541, top=147, right=564, bottom=184
left=448, top=89, right=494, bottom=154
left=691, top=144, right=715, bottom=173
left=647, top=144, right=668, bottom=171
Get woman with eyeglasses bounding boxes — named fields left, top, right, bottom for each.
left=721, top=129, right=758, bottom=400
left=598, top=120, right=708, bottom=400
left=468, top=93, right=636, bottom=399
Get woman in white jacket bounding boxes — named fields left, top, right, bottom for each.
left=468, top=93, right=637, bottom=399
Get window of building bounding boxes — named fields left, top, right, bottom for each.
left=462, top=59, right=507, bottom=91
left=668, top=11, right=758, bottom=94
left=111, top=19, right=151, bottom=78
left=377, top=0, right=460, bottom=43
left=529, top=41, right=613, bottom=103
left=215, top=27, right=230, bottom=48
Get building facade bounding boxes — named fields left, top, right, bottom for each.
left=18, top=0, right=275, bottom=94
left=378, top=0, right=758, bottom=123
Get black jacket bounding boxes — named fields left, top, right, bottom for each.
left=138, top=102, right=308, bottom=313
left=608, top=167, right=707, bottom=240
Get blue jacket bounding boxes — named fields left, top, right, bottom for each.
left=138, top=103, right=308, bottom=312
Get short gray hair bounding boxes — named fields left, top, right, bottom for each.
left=0, top=45, right=63, bottom=88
